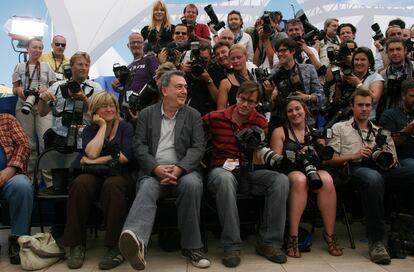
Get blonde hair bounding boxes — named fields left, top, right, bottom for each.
left=229, top=44, right=247, bottom=56
left=88, top=91, right=121, bottom=122
left=149, top=0, right=172, bottom=32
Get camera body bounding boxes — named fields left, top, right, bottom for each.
left=165, top=41, right=191, bottom=63
left=81, top=142, right=121, bottom=177
left=204, top=5, right=225, bottom=31
left=262, top=13, right=273, bottom=35
left=127, top=79, right=159, bottom=113
left=190, top=42, right=207, bottom=77
left=362, top=128, right=395, bottom=170
left=21, top=88, right=40, bottom=115
left=295, top=9, right=325, bottom=45
left=62, top=100, right=84, bottom=149
left=113, top=63, right=130, bottom=86
left=285, top=128, right=334, bottom=190
left=251, top=68, right=271, bottom=84
left=270, top=69, right=303, bottom=97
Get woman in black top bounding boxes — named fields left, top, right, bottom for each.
left=141, top=0, right=174, bottom=54
left=63, top=92, right=135, bottom=270
left=270, top=97, right=342, bottom=258
left=217, top=44, right=254, bottom=109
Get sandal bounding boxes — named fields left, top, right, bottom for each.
left=286, top=235, right=301, bottom=258
left=323, top=231, right=344, bottom=256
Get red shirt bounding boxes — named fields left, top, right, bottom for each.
left=194, top=23, right=211, bottom=40
left=0, top=113, right=30, bottom=172
left=202, top=105, right=268, bottom=168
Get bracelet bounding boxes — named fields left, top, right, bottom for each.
left=308, top=95, right=312, bottom=102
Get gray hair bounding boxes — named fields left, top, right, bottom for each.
left=157, top=70, right=185, bottom=93
left=324, top=18, right=339, bottom=31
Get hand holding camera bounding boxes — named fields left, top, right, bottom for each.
left=39, top=91, right=56, bottom=103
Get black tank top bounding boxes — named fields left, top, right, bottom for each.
left=227, top=79, right=239, bottom=106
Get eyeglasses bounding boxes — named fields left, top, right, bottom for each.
left=54, top=43, right=66, bottom=47
left=174, top=31, right=187, bottom=36
left=238, top=95, right=257, bottom=105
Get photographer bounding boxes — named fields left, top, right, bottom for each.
left=318, top=18, right=341, bottom=68
left=182, top=3, right=211, bottom=43
left=158, top=24, right=189, bottom=66
left=327, top=89, right=414, bottom=264
left=379, top=79, right=414, bottom=160
left=112, top=33, right=159, bottom=122
left=181, top=42, right=218, bottom=115
left=203, top=81, right=289, bottom=267
left=141, top=0, right=174, bottom=54
left=376, top=38, right=414, bottom=119
left=270, top=97, right=342, bottom=258
left=208, top=41, right=232, bottom=88
left=63, top=92, right=134, bottom=270
left=38, top=51, right=103, bottom=193
left=40, top=35, right=69, bottom=80
left=337, top=23, right=356, bottom=43
left=253, top=11, right=288, bottom=69
left=226, top=10, right=254, bottom=61
left=12, top=37, right=56, bottom=179
left=285, top=19, right=322, bottom=70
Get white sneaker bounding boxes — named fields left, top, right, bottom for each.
left=182, top=248, right=211, bottom=268
left=119, top=230, right=146, bottom=270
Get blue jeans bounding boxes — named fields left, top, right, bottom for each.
left=207, top=167, right=289, bottom=251
left=1, top=174, right=33, bottom=236
left=350, top=160, right=414, bottom=242
left=123, top=171, right=203, bottom=249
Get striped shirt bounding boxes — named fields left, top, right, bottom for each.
left=202, top=105, right=268, bottom=167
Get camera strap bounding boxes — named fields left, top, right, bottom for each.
left=51, top=52, right=64, bottom=73
left=288, top=125, right=310, bottom=149
left=352, top=120, right=375, bottom=145
left=25, top=61, right=41, bottom=91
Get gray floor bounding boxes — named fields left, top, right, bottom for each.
left=0, top=221, right=413, bottom=271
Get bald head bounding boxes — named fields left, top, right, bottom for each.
left=219, top=29, right=235, bottom=46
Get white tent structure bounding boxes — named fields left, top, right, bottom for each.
left=44, top=0, right=413, bottom=79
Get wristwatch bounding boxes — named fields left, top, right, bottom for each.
left=206, top=79, right=213, bottom=85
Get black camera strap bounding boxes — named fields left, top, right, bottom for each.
left=288, top=124, right=311, bottom=149
left=352, top=120, right=375, bottom=145
left=25, top=61, right=41, bottom=91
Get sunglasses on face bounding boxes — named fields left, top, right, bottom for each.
left=54, top=43, right=66, bottom=47
left=174, top=31, right=187, bottom=36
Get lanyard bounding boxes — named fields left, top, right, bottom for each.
left=25, top=61, right=40, bottom=90
left=289, top=125, right=308, bottom=149
left=352, top=120, right=375, bottom=145
left=52, top=52, right=64, bottom=73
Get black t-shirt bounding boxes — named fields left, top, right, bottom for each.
left=185, top=75, right=216, bottom=116
left=379, top=107, right=414, bottom=160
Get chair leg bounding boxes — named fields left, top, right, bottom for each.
left=342, top=202, right=355, bottom=249
left=37, top=199, right=44, bottom=233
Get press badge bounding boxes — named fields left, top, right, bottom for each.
left=223, top=159, right=239, bottom=171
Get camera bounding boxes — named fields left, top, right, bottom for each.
left=62, top=100, right=84, bottom=149
left=62, top=64, right=72, bottom=79
left=270, top=69, right=303, bottom=97
left=342, top=65, right=353, bottom=76
left=21, top=88, right=40, bottom=115
left=388, top=213, right=414, bottom=258
left=262, top=13, right=273, bottom=35
left=295, top=9, right=326, bottom=44
left=113, top=63, right=130, bottom=86
left=362, top=128, right=395, bottom=170
left=127, top=79, right=159, bottom=113
left=82, top=142, right=121, bottom=176
left=371, top=23, right=386, bottom=45
left=327, top=45, right=354, bottom=66
left=190, top=42, right=206, bottom=77
left=204, top=5, right=225, bottom=31
left=165, top=41, right=191, bottom=63
left=251, top=68, right=271, bottom=83
left=292, top=129, right=334, bottom=190
left=235, top=126, right=293, bottom=193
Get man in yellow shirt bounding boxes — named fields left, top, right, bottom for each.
left=40, top=35, right=69, bottom=80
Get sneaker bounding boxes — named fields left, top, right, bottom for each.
left=182, top=248, right=210, bottom=268
left=369, top=241, right=391, bottom=265
left=99, top=247, right=125, bottom=270
left=222, top=250, right=241, bottom=268
left=8, top=235, right=20, bottom=265
left=256, top=244, right=287, bottom=264
left=119, top=230, right=146, bottom=270
left=67, top=245, right=86, bottom=269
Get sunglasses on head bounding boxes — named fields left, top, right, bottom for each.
left=54, top=42, right=66, bottom=47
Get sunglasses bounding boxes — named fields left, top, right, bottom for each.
left=54, top=43, right=66, bottom=47
left=174, top=31, right=187, bottom=35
